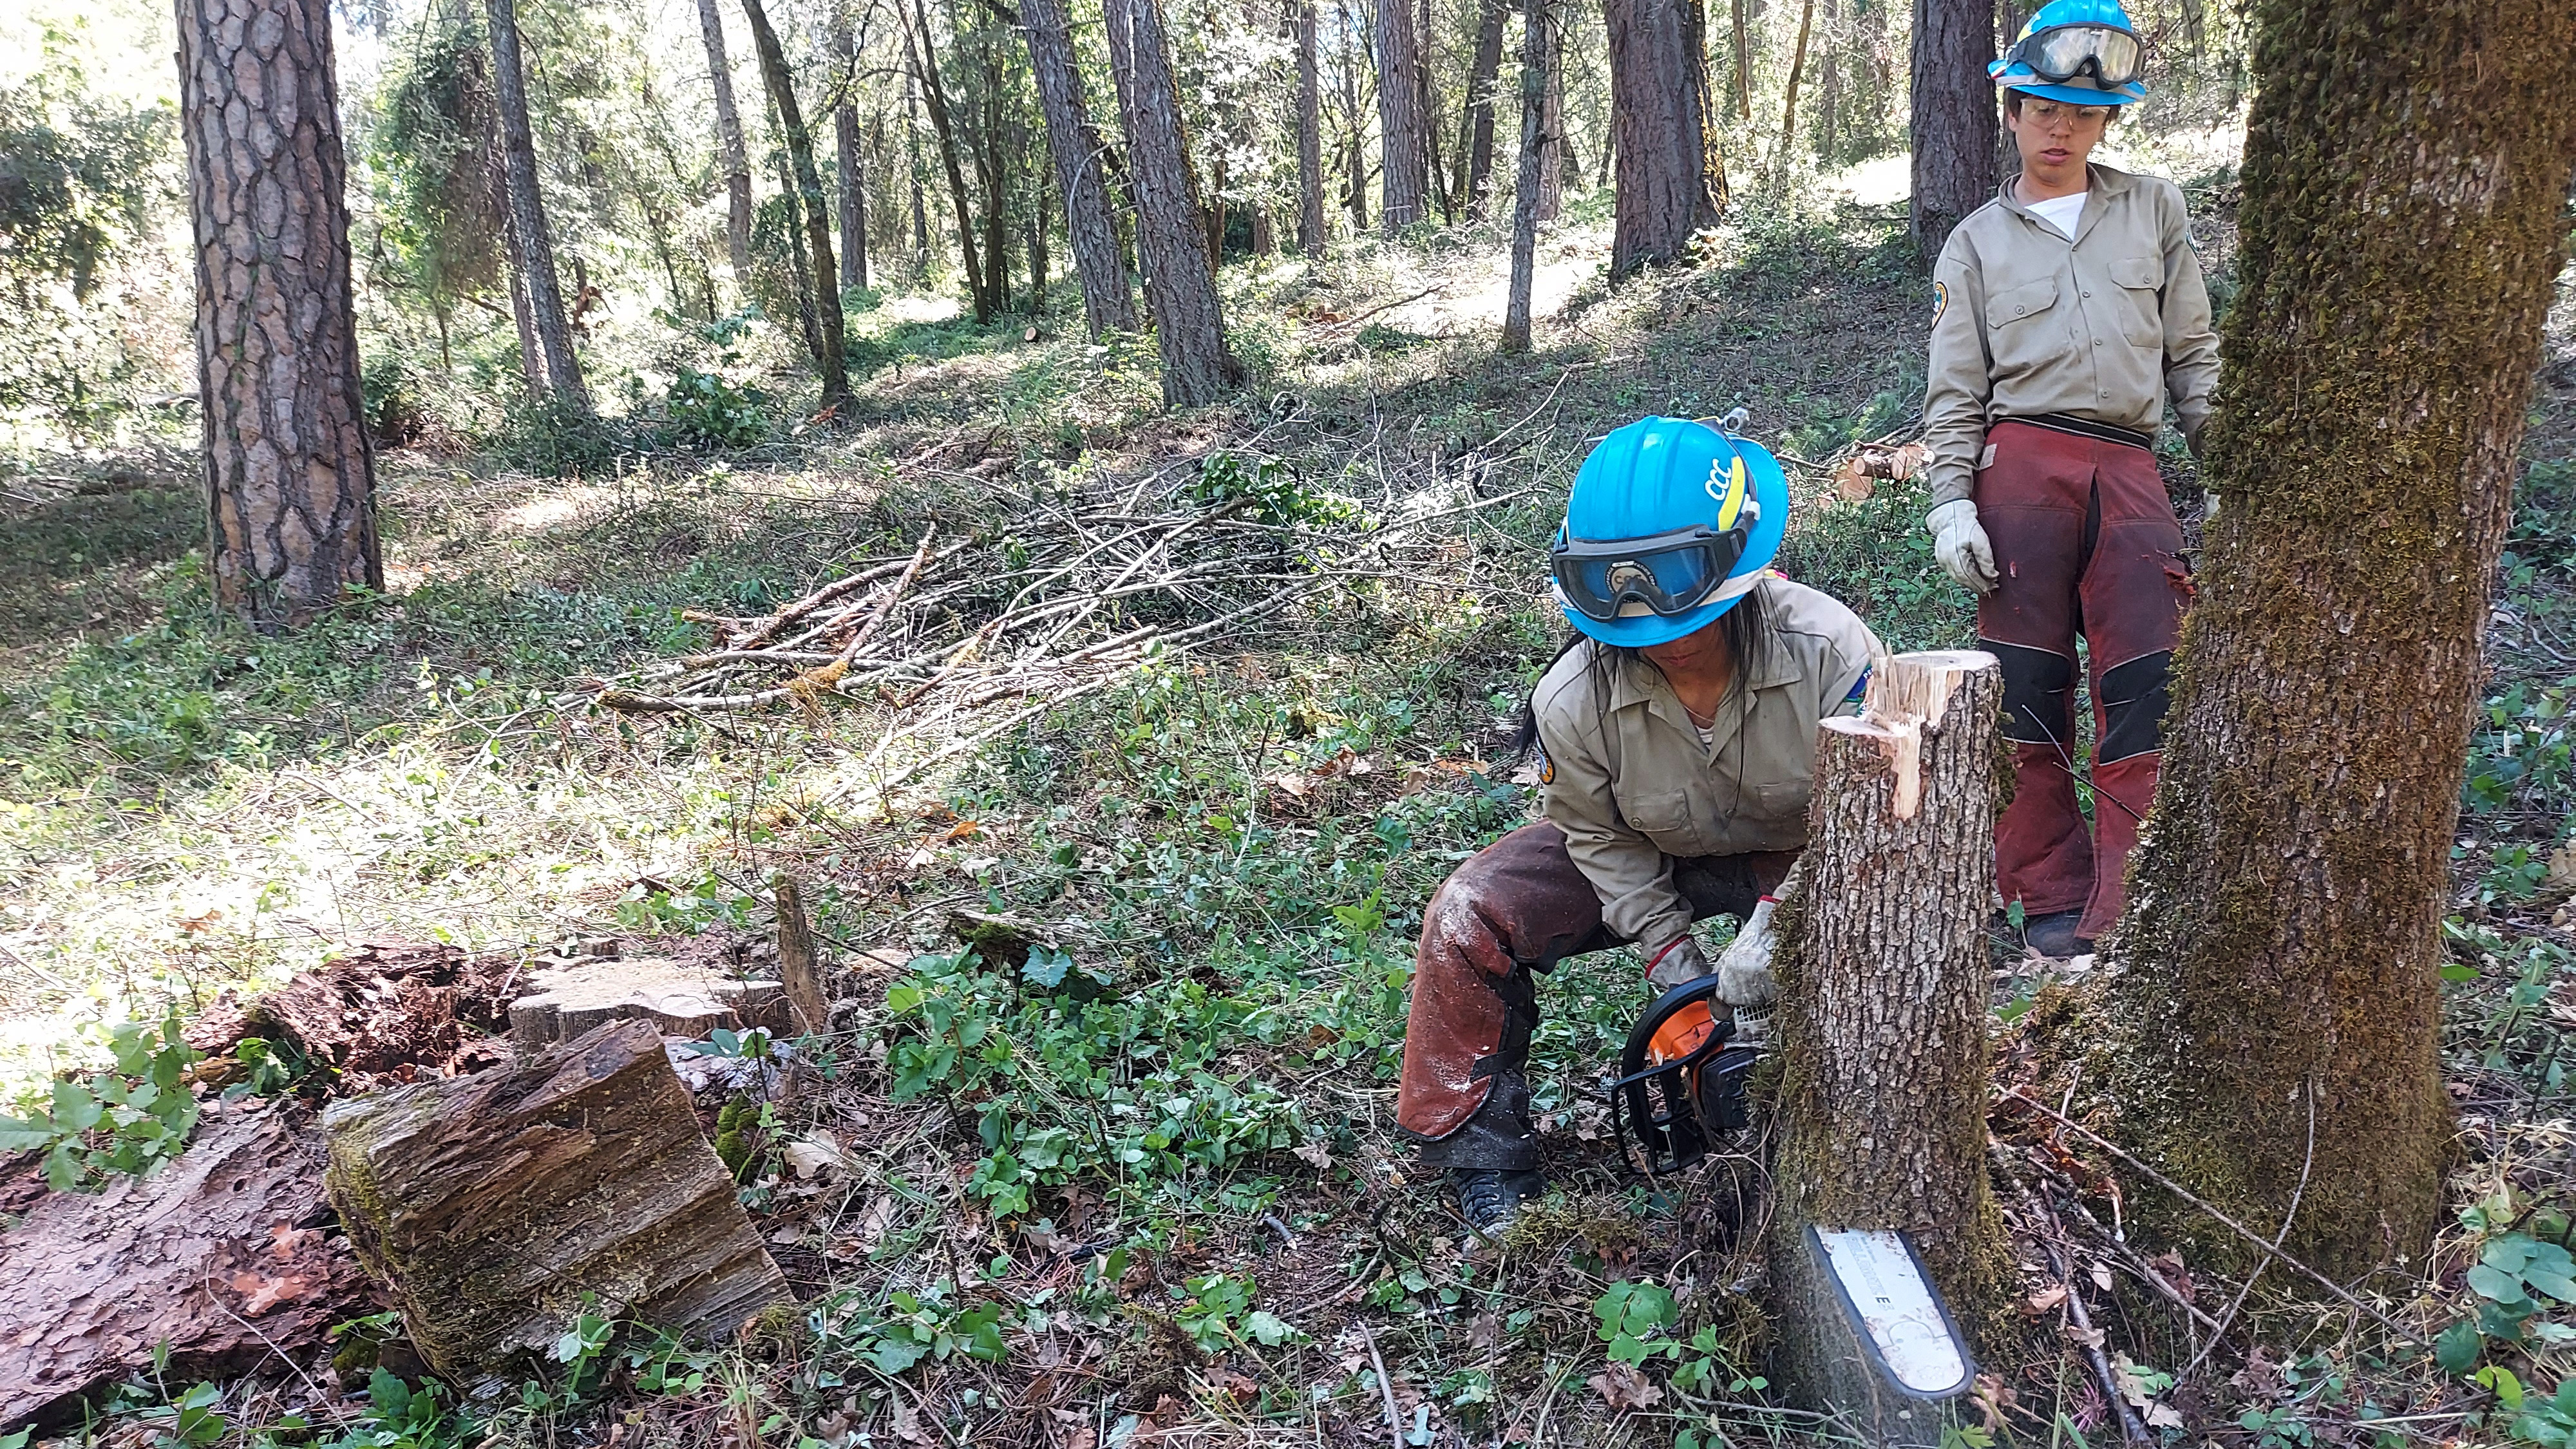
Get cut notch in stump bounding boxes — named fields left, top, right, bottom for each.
left=506, top=954, right=787, bottom=1049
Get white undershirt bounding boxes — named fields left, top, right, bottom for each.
left=2025, top=189, right=2088, bottom=240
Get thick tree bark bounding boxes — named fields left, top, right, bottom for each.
left=1103, top=0, right=1242, bottom=406
left=1371, top=0, right=1430, bottom=229
left=1535, top=26, right=1562, bottom=219
left=1456, top=0, right=1508, bottom=221
left=1768, top=651, right=2011, bottom=1428
left=1498, top=0, right=1547, bottom=354
left=904, top=0, right=994, bottom=323
left=2098, top=0, right=2576, bottom=1279
left=177, top=0, right=382, bottom=624
left=835, top=24, right=869, bottom=294
left=739, top=0, right=851, bottom=408
left=1908, top=0, right=1994, bottom=262
left=978, top=39, right=1014, bottom=313
left=1023, top=0, right=1139, bottom=334
left=1296, top=0, right=1327, bottom=254
left=486, top=0, right=589, bottom=413
left=325, top=1021, right=791, bottom=1387
left=1730, top=0, right=1751, bottom=117
left=696, top=0, right=755, bottom=276
left=1604, top=0, right=1720, bottom=275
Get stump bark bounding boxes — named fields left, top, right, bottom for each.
left=323, top=1020, right=788, bottom=1385
left=1766, top=650, right=2011, bottom=1441
left=0, top=1104, right=376, bottom=1430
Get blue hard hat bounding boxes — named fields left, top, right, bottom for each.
left=1991, top=0, right=2146, bottom=106
left=1550, top=416, right=1788, bottom=649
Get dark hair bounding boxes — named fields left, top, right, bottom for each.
left=1505, top=583, right=1773, bottom=761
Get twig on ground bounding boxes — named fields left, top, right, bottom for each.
left=1358, top=1320, right=1404, bottom=1449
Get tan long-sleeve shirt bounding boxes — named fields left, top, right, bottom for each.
left=1531, top=576, right=1880, bottom=952
left=1922, top=163, right=2222, bottom=509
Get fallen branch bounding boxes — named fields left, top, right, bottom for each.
left=836, top=525, right=938, bottom=663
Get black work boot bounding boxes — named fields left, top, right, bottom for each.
left=1452, top=1168, right=1547, bottom=1237
left=2023, top=909, right=2094, bottom=959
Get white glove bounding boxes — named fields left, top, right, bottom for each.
left=1714, top=897, right=1779, bottom=1008
left=1645, top=934, right=1712, bottom=990
left=1927, top=499, right=1998, bottom=594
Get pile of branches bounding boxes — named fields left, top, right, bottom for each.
left=580, top=448, right=1535, bottom=783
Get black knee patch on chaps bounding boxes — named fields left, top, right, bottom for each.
left=2098, top=650, right=2172, bottom=764
left=1987, top=639, right=2077, bottom=746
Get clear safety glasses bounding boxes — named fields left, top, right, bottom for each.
left=2012, top=23, right=2144, bottom=85
left=1551, top=518, right=1756, bottom=622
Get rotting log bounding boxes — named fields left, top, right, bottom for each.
left=323, top=1020, right=790, bottom=1386
left=0, top=1103, right=376, bottom=1430
left=774, top=878, right=827, bottom=1036
left=1766, top=650, right=2012, bottom=1440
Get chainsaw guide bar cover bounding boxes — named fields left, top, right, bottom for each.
left=1807, top=1226, right=1975, bottom=1399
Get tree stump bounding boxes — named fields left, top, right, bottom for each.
left=1767, top=650, right=2011, bottom=1441
left=323, top=1020, right=789, bottom=1386
left=506, top=954, right=787, bottom=1050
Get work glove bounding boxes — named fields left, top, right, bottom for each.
left=1926, top=499, right=1998, bottom=594
left=1714, top=896, right=1780, bottom=1009
left=1643, top=934, right=1712, bottom=990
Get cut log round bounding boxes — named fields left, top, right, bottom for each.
left=323, top=1019, right=790, bottom=1386
left=1766, top=649, right=2012, bottom=1435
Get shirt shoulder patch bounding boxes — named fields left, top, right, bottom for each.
left=1932, top=280, right=1949, bottom=325
left=1844, top=665, right=1871, bottom=706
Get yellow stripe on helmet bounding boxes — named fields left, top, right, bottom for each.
left=1707, top=452, right=1749, bottom=529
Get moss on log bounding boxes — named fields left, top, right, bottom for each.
left=323, top=1019, right=789, bottom=1386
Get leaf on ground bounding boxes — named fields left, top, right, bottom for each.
left=1466, top=1311, right=1503, bottom=1354
left=1588, top=1363, right=1662, bottom=1412
left=2146, top=1250, right=2194, bottom=1304
left=781, top=1132, right=851, bottom=1180
left=229, top=1271, right=311, bottom=1315
left=2025, top=1283, right=2069, bottom=1314
left=2063, top=1323, right=2106, bottom=1349
left=2089, top=1261, right=2114, bottom=1293
left=1293, top=1139, right=1334, bottom=1171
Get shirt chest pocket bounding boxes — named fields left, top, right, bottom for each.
left=1985, top=276, right=2062, bottom=375
left=2108, top=256, right=2164, bottom=345
left=1615, top=786, right=1716, bottom=857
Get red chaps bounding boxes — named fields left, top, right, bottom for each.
left=1975, top=419, right=2190, bottom=940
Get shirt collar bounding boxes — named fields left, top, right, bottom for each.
left=1604, top=629, right=1801, bottom=716
left=1994, top=160, right=2132, bottom=220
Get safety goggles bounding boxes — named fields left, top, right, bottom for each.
left=1551, top=515, right=1756, bottom=622
left=2009, top=23, right=2144, bottom=86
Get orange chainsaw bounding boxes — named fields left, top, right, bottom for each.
left=1606, top=976, right=1761, bottom=1175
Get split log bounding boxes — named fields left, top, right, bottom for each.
left=506, top=955, right=788, bottom=1049
left=323, top=1020, right=789, bottom=1386
left=1766, top=650, right=2012, bottom=1440
left=0, top=1103, right=376, bottom=1429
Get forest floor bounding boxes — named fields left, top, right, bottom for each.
left=3, top=172, right=2574, bottom=1449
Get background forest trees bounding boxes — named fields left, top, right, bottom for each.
left=1, top=0, right=2249, bottom=450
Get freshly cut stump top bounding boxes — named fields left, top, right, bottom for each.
left=323, top=1019, right=788, bottom=1385
left=506, top=954, right=786, bottom=1048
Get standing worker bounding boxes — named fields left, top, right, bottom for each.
left=1920, top=0, right=2219, bottom=957
left=1396, top=416, right=1882, bottom=1234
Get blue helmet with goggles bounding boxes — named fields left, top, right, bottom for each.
left=1990, top=0, right=2146, bottom=106
left=1551, top=416, right=1789, bottom=649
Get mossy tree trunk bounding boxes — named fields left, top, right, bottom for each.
left=1769, top=651, right=2011, bottom=1432
left=2099, top=0, right=2576, bottom=1280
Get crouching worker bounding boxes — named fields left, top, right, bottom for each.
left=1396, top=416, right=1881, bottom=1235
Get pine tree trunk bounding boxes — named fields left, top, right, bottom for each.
left=904, top=68, right=933, bottom=274
left=835, top=24, right=868, bottom=294
left=1025, top=143, right=1049, bottom=312
left=978, top=41, right=1013, bottom=314
left=1418, top=0, right=1448, bottom=222
left=495, top=171, right=545, bottom=397
left=1103, top=0, right=1242, bottom=406
left=1730, top=0, right=1751, bottom=117
left=1371, top=0, right=1429, bottom=229
left=904, top=0, right=993, bottom=323
left=177, top=0, right=382, bottom=624
left=1768, top=650, right=2011, bottom=1430
left=771, top=141, right=827, bottom=366
left=1498, top=0, right=1546, bottom=354
left=1457, top=0, right=1507, bottom=220
left=486, top=0, right=589, bottom=413
left=1023, top=0, right=1139, bottom=333
left=2098, top=0, right=2576, bottom=1280
left=1535, top=28, right=1562, bottom=220
left=1296, top=0, right=1326, bottom=254
left=1908, top=0, right=1994, bottom=261
left=739, top=0, right=851, bottom=409
left=696, top=0, right=755, bottom=276
left=1773, top=0, right=1815, bottom=179
left=1604, top=0, right=1719, bottom=276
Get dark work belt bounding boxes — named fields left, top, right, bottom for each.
left=2001, top=412, right=2155, bottom=451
